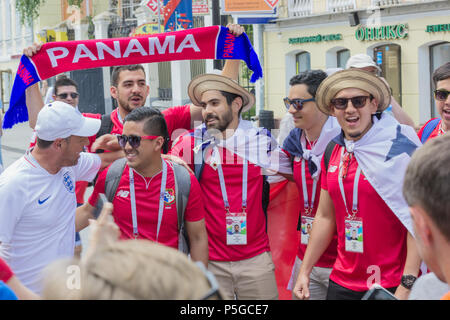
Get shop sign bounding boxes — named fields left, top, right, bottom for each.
left=355, top=24, right=408, bottom=41
left=289, top=34, right=342, bottom=44
left=426, top=24, right=450, bottom=33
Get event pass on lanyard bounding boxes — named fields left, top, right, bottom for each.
left=226, top=211, right=247, bottom=245
left=339, top=147, right=364, bottom=253
left=213, top=144, right=249, bottom=246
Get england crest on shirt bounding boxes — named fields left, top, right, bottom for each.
left=62, top=172, right=75, bottom=193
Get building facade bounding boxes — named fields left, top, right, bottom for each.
left=264, top=0, right=450, bottom=125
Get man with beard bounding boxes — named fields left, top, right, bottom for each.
left=75, top=107, right=208, bottom=266
left=293, top=69, right=422, bottom=300
left=22, top=24, right=245, bottom=153
left=170, top=74, right=292, bottom=300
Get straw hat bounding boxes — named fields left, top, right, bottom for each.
left=316, top=69, right=391, bottom=115
left=188, top=74, right=255, bottom=113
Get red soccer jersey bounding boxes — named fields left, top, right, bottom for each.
left=0, top=257, right=13, bottom=283
left=285, top=146, right=337, bottom=268
left=88, top=159, right=205, bottom=249
left=170, top=134, right=271, bottom=262
left=417, top=118, right=442, bottom=143
left=321, top=144, right=407, bottom=292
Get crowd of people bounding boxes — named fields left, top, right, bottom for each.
left=0, top=24, right=449, bottom=301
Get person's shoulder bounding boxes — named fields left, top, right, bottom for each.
left=0, top=157, right=32, bottom=185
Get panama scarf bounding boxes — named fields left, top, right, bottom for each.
left=3, top=25, right=263, bottom=129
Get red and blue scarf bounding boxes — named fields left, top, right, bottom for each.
left=3, top=25, right=262, bottom=129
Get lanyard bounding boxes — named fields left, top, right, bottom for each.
left=215, top=145, right=248, bottom=213
left=300, top=133, right=318, bottom=215
left=301, top=158, right=318, bottom=215
left=129, top=159, right=167, bottom=240
left=337, top=147, right=361, bottom=220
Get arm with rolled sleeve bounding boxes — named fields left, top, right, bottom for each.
left=184, top=174, right=208, bottom=267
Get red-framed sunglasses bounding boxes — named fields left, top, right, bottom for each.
left=117, top=134, right=159, bottom=149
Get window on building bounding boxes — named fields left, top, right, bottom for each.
left=190, top=16, right=205, bottom=79
left=296, top=52, right=311, bottom=74
left=430, top=42, right=450, bottom=118
left=337, top=49, right=350, bottom=69
left=373, top=44, right=402, bottom=104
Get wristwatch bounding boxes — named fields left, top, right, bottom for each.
left=400, top=274, right=417, bottom=290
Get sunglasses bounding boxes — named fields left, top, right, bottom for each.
left=56, top=92, right=79, bottom=99
left=195, top=262, right=223, bottom=300
left=283, top=97, right=315, bottom=111
left=330, top=95, right=373, bottom=110
left=117, top=134, right=159, bottom=149
left=434, top=89, right=450, bottom=101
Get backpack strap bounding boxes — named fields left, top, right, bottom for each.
left=420, top=118, right=440, bottom=144
left=92, top=158, right=127, bottom=218
left=324, top=140, right=337, bottom=172
left=172, top=161, right=191, bottom=254
left=96, top=113, right=114, bottom=139
left=194, top=134, right=208, bottom=181
left=104, top=158, right=127, bottom=202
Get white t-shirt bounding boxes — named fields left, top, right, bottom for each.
left=0, top=151, right=101, bottom=293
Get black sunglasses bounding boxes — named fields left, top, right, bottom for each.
left=117, top=134, right=158, bottom=149
left=283, top=97, right=315, bottom=111
left=56, top=92, right=79, bottom=99
left=434, top=89, right=450, bottom=101
left=330, top=95, right=373, bottom=110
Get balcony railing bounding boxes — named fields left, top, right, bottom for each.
left=288, top=0, right=313, bottom=17
left=327, top=0, right=356, bottom=12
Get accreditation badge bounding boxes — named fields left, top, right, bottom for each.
left=345, top=218, right=363, bottom=253
left=226, top=211, right=247, bottom=245
left=300, top=215, right=314, bottom=245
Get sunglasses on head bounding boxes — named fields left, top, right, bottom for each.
left=283, top=97, right=315, bottom=111
left=434, top=89, right=450, bottom=101
left=56, top=92, right=79, bottom=99
left=330, top=95, right=373, bottom=110
left=117, top=134, right=159, bottom=149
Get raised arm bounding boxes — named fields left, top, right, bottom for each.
left=23, top=44, right=45, bottom=129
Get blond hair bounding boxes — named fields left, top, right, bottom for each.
left=42, top=240, right=214, bottom=300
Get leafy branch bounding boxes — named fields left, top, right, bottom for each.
left=15, top=0, right=45, bottom=25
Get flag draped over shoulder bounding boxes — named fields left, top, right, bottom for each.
left=332, top=113, right=422, bottom=236
left=3, top=25, right=263, bottom=129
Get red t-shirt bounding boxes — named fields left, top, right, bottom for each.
left=0, top=257, right=13, bottom=283
left=170, top=133, right=271, bottom=262
left=88, top=159, right=204, bottom=249
left=321, top=144, right=407, bottom=292
left=28, top=105, right=191, bottom=204
left=417, top=118, right=442, bottom=143
left=285, top=147, right=337, bottom=268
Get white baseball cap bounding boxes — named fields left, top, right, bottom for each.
left=35, top=101, right=101, bottom=141
left=345, top=53, right=381, bottom=72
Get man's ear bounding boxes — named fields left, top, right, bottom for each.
left=110, top=86, right=118, bottom=99
left=53, top=138, right=64, bottom=149
left=369, top=98, right=379, bottom=114
left=410, top=206, right=433, bottom=247
left=232, top=96, right=244, bottom=115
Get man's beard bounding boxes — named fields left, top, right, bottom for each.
left=205, top=109, right=233, bottom=132
left=118, top=95, right=143, bottom=114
